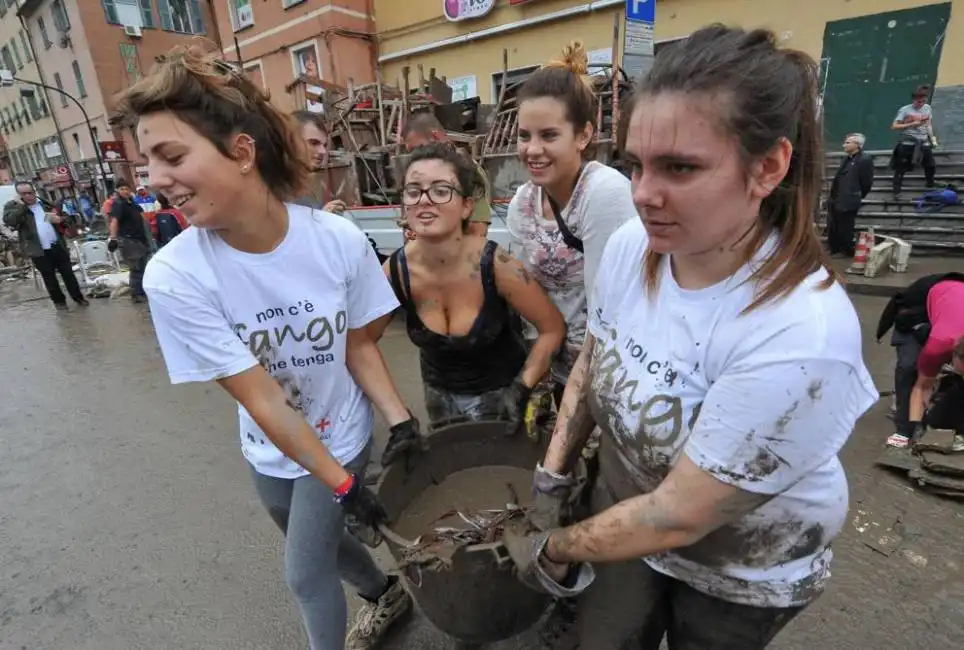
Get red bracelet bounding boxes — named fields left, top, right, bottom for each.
left=334, top=474, right=354, bottom=499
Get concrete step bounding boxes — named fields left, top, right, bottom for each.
left=857, top=199, right=964, bottom=215
left=823, top=174, right=964, bottom=186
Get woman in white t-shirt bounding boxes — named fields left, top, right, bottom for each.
left=509, top=26, right=878, bottom=649
left=112, top=48, right=419, bottom=650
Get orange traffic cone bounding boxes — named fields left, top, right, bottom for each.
left=846, top=230, right=872, bottom=274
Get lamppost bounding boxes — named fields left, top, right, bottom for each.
left=0, top=69, right=110, bottom=203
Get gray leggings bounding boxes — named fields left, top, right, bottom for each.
left=250, top=440, right=387, bottom=650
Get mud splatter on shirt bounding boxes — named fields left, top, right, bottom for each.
left=586, top=219, right=878, bottom=608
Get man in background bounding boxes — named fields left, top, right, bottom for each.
left=107, top=182, right=151, bottom=304
left=401, top=113, right=492, bottom=238
left=3, top=181, right=87, bottom=310
left=827, top=133, right=873, bottom=258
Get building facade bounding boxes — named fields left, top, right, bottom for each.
left=375, top=0, right=623, bottom=105
left=18, top=0, right=216, bottom=198
left=213, top=0, right=375, bottom=113
left=0, top=0, right=62, bottom=188
left=376, top=0, right=964, bottom=150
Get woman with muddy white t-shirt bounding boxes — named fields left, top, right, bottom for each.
left=506, top=42, right=637, bottom=407
left=512, top=27, right=878, bottom=649
left=114, top=48, right=420, bottom=650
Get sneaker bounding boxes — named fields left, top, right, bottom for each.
left=887, top=433, right=910, bottom=448
left=538, top=598, right=579, bottom=650
left=54, top=303, right=69, bottom=311
left=346, top=576, right=411, bottom=649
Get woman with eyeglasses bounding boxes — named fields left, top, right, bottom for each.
left=371, top=142, right=565, bottom=431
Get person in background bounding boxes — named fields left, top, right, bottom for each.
left=291, top=111, right=349, bottom=216
left=891, top=85, right=938, bottom=195
left=401, top=113, right=492, bottom=239
left=101, top=189, right=117, bottom=220
left=107, top=182, right=151, bottom=304
left=827, top=133, right=873, bottom=258
left=79, top=192, right=95, bottom=225
left=373, top=142, right=565, bottom=431
left=876, top=272, right=964, bottom=447
left=113, top=46, right=421, bottom=650
left=509, top=25, right=877, bottom=649
left=505, top=40, right=637, bottom=648
left=3, top=181, right=88, bottom=310
left=149, top=193, right=189, bottom=248
left=508, top=41, right=637, bottom=410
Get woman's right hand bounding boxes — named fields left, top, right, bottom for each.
left=338, top=473, right=388, bottom=529
left=530, top=463, right=577, bottom=531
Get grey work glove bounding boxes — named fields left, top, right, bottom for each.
left=502, top=529, right=595, bottom=599
left=530, top=463, right=577, bottom=532
left=502, top=377, right=533, bottom=436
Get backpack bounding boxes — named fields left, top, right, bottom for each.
left=154, top=211, right=183, bottom=247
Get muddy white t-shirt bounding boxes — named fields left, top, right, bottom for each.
left=143, top=204, right=399, bottom=479
left=587, top=218, right=878, bottom=608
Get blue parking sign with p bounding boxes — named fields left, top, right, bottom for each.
left=626, top=0, right=654, bottom=23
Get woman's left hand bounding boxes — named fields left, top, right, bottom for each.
left=502, top=377, right=533, bottom=436
left=502, top=529, right=595, bottom=598
left=381, top=415, right=425, bottom=468
left=324, top=200, right=347, bottom=215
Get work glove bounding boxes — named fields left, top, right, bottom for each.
left=502, top=377, right=534, bottom=436
left=530, top=463, right=578, bottom=532
left=107, top=238, right=119, bottom=253
left=502, top=529, right=595, bottom=599
left=335, top=473, right=387, bottom=548
left=381, top=414, right=424, bottom=468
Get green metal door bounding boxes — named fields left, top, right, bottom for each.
left=821, top=3, right=951, bottom=151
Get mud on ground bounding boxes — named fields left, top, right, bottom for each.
left=0, top=286, right=961, bottom=650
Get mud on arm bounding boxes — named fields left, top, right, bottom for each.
left=544, top=455, right=773, bottom=564
left=541, top=334, right=597, bottom=475
left=493, top=245, right=565, bottom=388
left=220, top=367, right=351, bottom=488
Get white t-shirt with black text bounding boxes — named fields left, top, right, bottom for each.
left=587, top=218, right=878, bottom=608
left=143, top=204, right=399, bottom=479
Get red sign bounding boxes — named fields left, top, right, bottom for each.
left=99, top=140, right=129, bottom=163
left=56, top=164, right=69, bottom=175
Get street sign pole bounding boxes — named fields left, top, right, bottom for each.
left=623, top=0, right=655, bottom=83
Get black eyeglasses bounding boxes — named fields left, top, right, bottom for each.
left=401, top=184, right=462, bottom=206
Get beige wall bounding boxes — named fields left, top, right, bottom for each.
left=374, top=0, right=963, bottom=106
left=0, top=0, right=59, bottom=177
left=376, top=0, right=622, bottom=103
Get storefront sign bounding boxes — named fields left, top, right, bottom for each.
left=447, top=75, right=478, bottom=102
left=443, top=0, right=496, bottom=22
left=100, top=140, right=129, bottom=163
left=588, top=48, right=613, bottom=76
left=624, top=0, right=655, bottom=81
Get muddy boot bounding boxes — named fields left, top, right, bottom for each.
left=346, top=576, right=411, bottom=649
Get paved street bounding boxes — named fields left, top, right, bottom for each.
left=1, top=280, right=963, bottom=650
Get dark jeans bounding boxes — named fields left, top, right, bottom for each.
left=892, top=330, right=922, bottom=436
left=893, top=144, right=936, bottom=194
left=32, top=243, right=85, bottom=306
left=926, top=374, right=964, bottom=435
left=576, top=476, right=804, bottom=649
left=119, top=237, right=150, bottom=298
left=827, top=207, right=857, bottom=257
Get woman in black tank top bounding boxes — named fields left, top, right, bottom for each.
left=372, top=143, right=565, bottom=431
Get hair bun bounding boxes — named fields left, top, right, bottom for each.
left=548, top=40, right=589, bottom=76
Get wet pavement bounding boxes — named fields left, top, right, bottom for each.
left=2, top=279, right=963, bottom=650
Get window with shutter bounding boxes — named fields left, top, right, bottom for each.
left=20, top=31, right=32, bottom=62
left=102, top=0, right=119, bottom=24
left=159, top=0, right=204, bottom=34
left=141, top=0, right=155, bottom=28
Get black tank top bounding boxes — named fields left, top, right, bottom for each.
left=388, top=240, right=527, bottom=393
